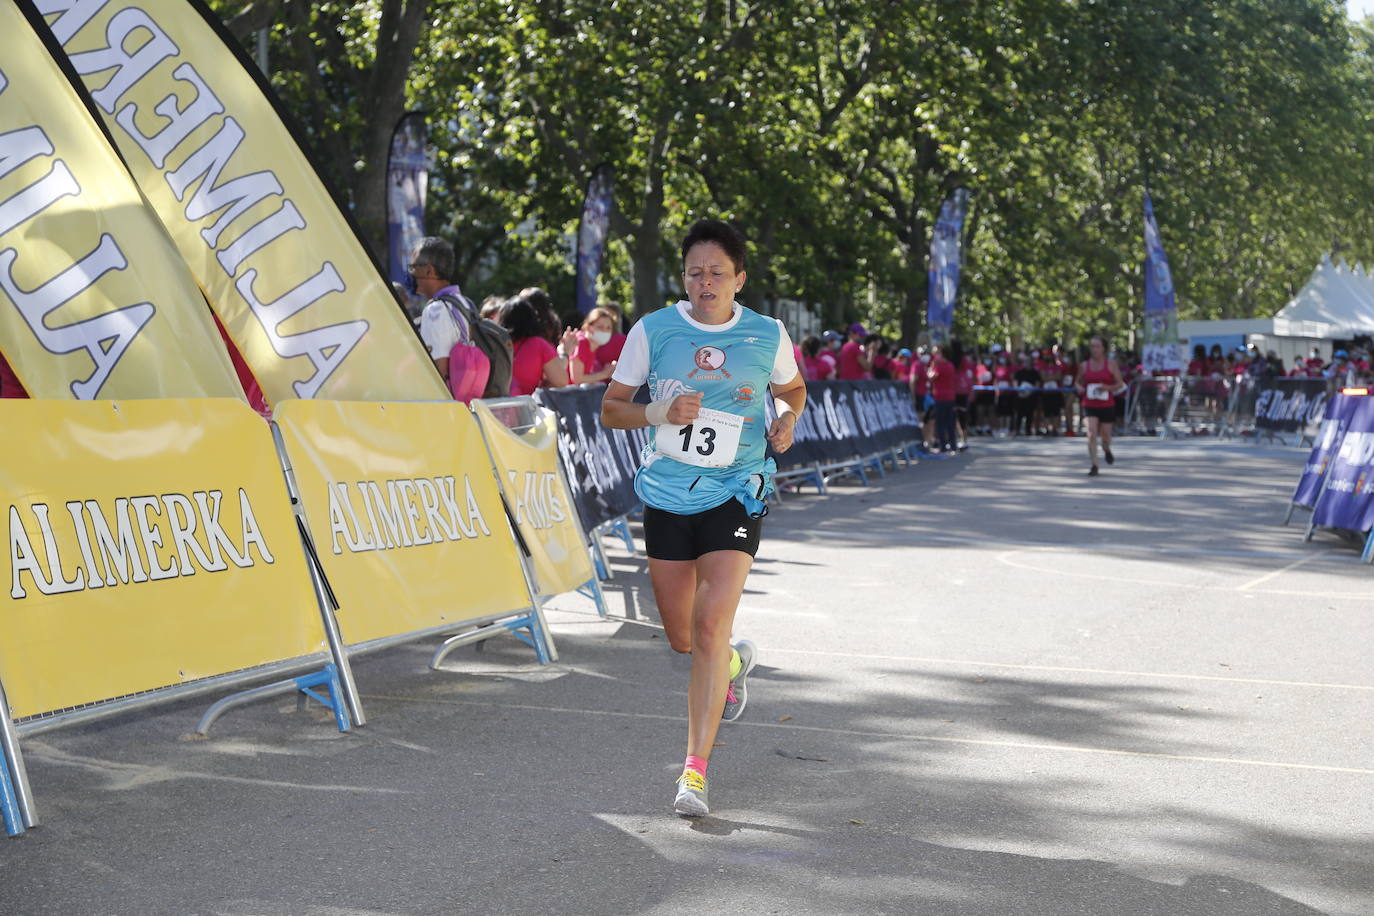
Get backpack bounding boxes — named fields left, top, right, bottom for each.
left=438, top=293, right=513, bottom=401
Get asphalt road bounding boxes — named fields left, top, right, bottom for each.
left=2, top=435, right=1370, bottom=916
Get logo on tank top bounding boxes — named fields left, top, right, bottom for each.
left=732, top=382, right=758, bottom=404
left=689, top=345, right=732, bottom=380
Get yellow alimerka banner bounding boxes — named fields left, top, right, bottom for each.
left=273, top=400, right=531, bottom=646
left=0, top=3, right=241, bottom=400
left=32, top=0, right=448, bottom=405
left=472, top=400, right=595, bottom=597
left=0, top=399, right=326, bottom=719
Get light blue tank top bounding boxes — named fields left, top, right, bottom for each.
left=635, top=302, right=781, bottom=517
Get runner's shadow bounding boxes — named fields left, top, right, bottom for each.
left=686, top=816, right=815, bottom=839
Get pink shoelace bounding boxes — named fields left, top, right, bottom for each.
left=725, top=683, right=737, bottom=704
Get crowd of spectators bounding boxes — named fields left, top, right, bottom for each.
left=405, top=237, right=626, bottom=401
left=1183, top=343, right=1374, bottom=386
left=798, top=327, right=1094, bottom=453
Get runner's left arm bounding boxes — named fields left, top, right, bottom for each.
left=1110, top=360, right=1127, bottom=393
left=768, top=372, right=806, bottom=453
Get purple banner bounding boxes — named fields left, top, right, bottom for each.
left=575, top=164, right=614, bottom=315
left=1142, top=191, right=1184, bottom=373
left=386, top=111, right=429, bottom=293
left=926, top=188, right=969, bottom=346
left=1310, top=395, right=1374, bottom=530
left=1292, top=393, right=1360, bottom=508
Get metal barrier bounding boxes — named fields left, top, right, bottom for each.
left=0, top=400, right=360, bottom=836
left=469, top=397, right=608, bottom=622
left=1160, top=376, right=1234, bottom=437
left=1122, top=377, right=1176, bottom=436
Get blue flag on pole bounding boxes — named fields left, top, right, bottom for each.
left=386, top=111, right=429, bottom=296
left=1142, top=191, right=1184, bottom=373
left=576, top=164, right=615, bottom=315
left=927, top=188, right=969, bottom=346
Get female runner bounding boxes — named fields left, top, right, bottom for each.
left=1076, top=335, right=1125, bottom=475
left=601, top=220, right=806, bottom=817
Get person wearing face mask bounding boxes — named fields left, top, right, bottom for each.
left=973, top=354, right=994, bottom=434
left=992, top=348, right=1015, bottom=437
left=819, top=331, right=842, bottom=379
left=571, top=307, right=620, bottom=384
left=596, top=302, right=629, bottom=364
left=910, top=348, right=934, bottom=449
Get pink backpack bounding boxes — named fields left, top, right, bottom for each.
left=443, top=302, right=490, bottom=404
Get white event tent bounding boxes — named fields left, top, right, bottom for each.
left=1179, top=255, right=1374, bottom=364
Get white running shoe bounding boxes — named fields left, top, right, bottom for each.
left=722, top=639, right=757, bottom=723
left=674, top=769, right=709, bottom=817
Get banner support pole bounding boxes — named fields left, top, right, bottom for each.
left=0, top=676, right=37, bottom=830
left=270, top=424, right=367, bottom=727
left=1304, top=467, right=1335, bottom=543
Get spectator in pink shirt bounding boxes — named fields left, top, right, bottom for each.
left=927, top=344, right=959, bottom=452
left=498, top=295, right=575, bottom=396
left=891, top=348, right=913, bottom=383
left=801, top=335, right=834, bottom=380
left=837, top=323, right=871, bottom=379
left=818, top=330, right=842, bottom=378
left=594, top=301, right=628, bottom=365
left=570, top=307, right=619, bottom=383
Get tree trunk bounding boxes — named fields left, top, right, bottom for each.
left=900, top=214, right=928, bottom=346
left=741, top=217, right=775, bottom=313
left=629, top=227, right=665, bottom=318
left=351, top=0, right=430, bottom=260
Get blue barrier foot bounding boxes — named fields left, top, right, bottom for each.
left=293, top=665, right=350, bottom=732
left=0, top=748, right=23, bottom=836
left=612, top=516, right=635, bottom=553
left=501, top=615, right=553, bottom=664
left=503, top=618, right=537, bottom=651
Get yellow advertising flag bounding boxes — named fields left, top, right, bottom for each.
left=31, top=0, right=448, bottom=404
left=0, top=2, right=242, bottom=400
left=472, top=400, right=595, bottom=598
left=273, top=400, right=532, bottom=646
left=0, top=399, right=326, bottom=718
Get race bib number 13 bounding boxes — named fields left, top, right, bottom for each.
left=656, top=407, right=745, bottom=468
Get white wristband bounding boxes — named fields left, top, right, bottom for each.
left=644, top=398, right=673, bottom=426
left=773, top=398, right=797, bottom=420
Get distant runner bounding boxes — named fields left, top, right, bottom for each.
left=1076, top=335, right=1125, bottom=476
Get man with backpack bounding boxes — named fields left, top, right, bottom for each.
left=409, top=237, right=512, bottom=402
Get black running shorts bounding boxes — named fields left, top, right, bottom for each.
left=644, top=499, right=763, bottom=561
left=1085, top=405, right=1116, bottom=423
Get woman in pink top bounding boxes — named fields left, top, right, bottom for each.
left=498, top=296, right=574, bottom=396
left=891, top=348, right=913, bottom=383
left=1075, top=335, right=1125, bottom=476
left=594, top=301, right=628, bottom=365
left=800, top=335, right=832, bottom=380
left=571, top=307, right=619, bottom=383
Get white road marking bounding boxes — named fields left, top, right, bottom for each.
left=1235, top=548, right=1333, bottom=590
left=26, top=742, right=403, bottom=793
left=363, top=695, right=1374, bottom=776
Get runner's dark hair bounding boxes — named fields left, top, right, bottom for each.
left=681, top=220, right=747, bottom=273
